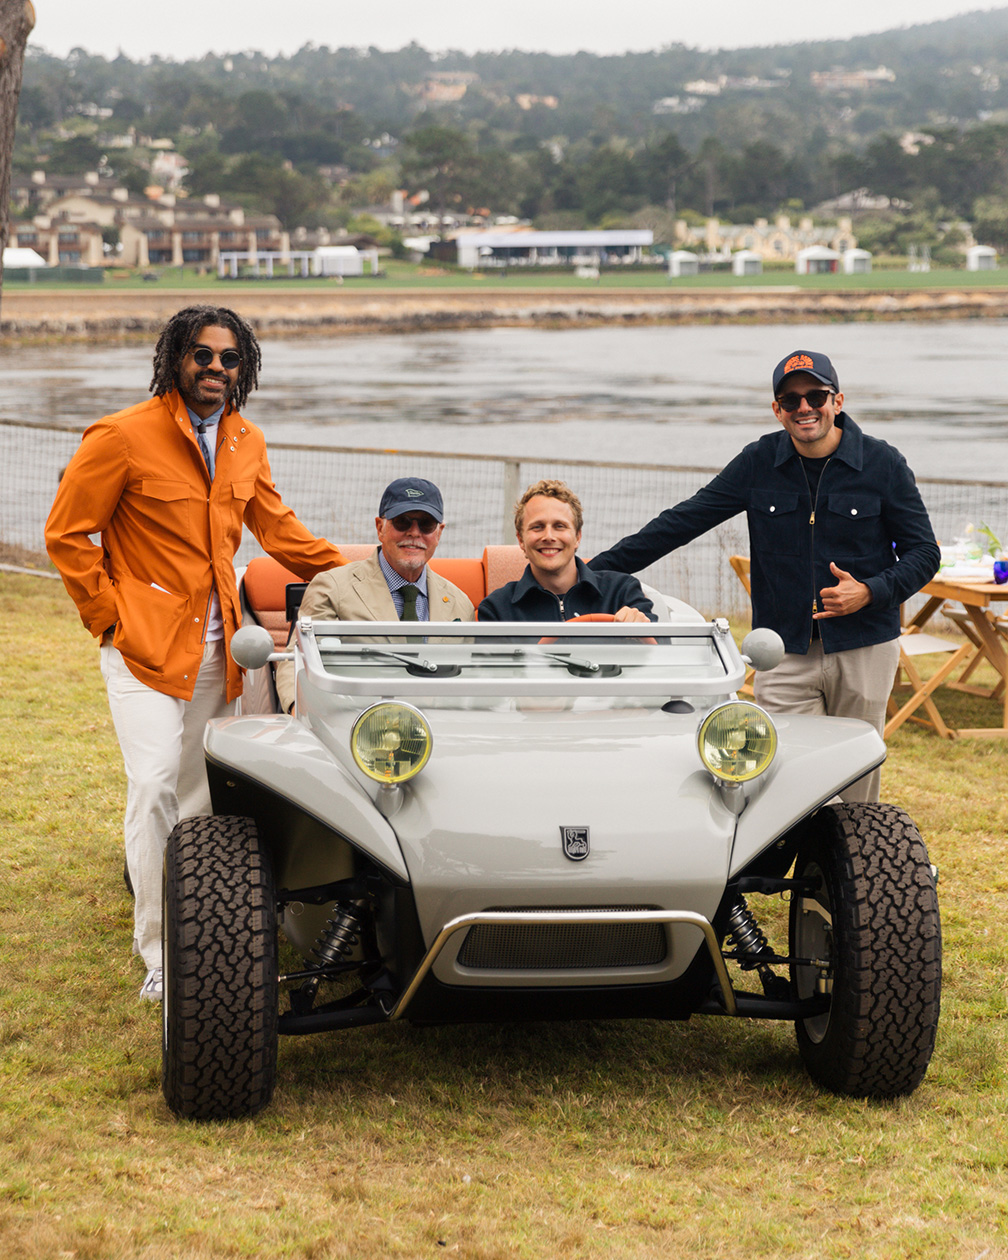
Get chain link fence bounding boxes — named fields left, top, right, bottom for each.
left=4, top=419, right=1007, bottom=620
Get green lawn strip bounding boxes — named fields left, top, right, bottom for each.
left=1, top=573, right=1005, bottom=1258
left=7, top=259, right=1008, bottom=294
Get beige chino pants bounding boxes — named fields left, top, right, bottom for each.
left=753, top=638, right=901, bottom=803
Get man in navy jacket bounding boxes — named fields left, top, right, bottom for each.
left=479, top=479, right=655, bottom=624
left=589, top=350, right=939, bottom=801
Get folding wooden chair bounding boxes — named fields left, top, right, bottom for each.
left=728, top=555, right=755, bottom=696
left=942, top=606, right=1007, bottom=704
left=884, top=628, right=974, bottom=740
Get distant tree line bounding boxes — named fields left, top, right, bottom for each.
left=11, top=16, right=1008, bottom=249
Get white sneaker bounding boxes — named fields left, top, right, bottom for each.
left=139, top=966, right=163, bottom=1002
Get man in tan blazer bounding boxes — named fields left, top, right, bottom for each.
left=275, top=477, right=474, bottom=713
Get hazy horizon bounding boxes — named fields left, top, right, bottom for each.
left=31, top=1, right=1007, bottom=63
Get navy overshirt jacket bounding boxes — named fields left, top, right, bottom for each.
left=589, top=414, right=939, bottom=655
left=478, top=557, right=656, bottom=622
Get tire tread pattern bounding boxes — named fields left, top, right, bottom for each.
left=162, top=815, right=278, bottom=1120
left=793, top=802, right=941, bottom=1098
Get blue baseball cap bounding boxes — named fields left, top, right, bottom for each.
left=378, top=477, right=444, bottom=522
left=772, top=350, right=840, bottom=396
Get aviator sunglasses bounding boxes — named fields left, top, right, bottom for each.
left=776, top=388, right=834, bottom=412
left=191, top=346, right=241, bottom=371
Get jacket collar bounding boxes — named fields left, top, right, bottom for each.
left=165, top=388, right=238, bottom=429
left=513, top=555, right=598, bottom=603
left=772, top=410, right=864, bottom=471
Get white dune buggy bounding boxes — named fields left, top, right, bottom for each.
left=161, top=610, right=941, bottom=1120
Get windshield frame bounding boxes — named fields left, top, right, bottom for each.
left=293, top=618, right=746, bottom=699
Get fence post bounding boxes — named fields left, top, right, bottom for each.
left=502, top=459, right=521, bottom=543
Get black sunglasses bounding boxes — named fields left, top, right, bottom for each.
left=191, top=346, right=241, bottom=370
left=390, top=513, right=440, bottom=534
left=776, top=388, right=834, bottom=412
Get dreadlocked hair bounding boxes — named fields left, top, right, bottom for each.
left=149, top=305, right=262, bottom=411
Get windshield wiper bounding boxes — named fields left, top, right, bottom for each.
left=539, top=650, right=600, bottom=674
left=359, top=647, right=439, bottom=673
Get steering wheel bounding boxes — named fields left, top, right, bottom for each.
left=539, top=613, right=657, bottom=646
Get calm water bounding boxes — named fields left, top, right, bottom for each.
left=4, top=320, right=1007, bottom=481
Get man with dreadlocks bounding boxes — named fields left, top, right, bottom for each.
left=46, top=305, right=345, bottom=1002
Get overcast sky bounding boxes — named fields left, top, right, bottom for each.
left=32, top=1, right=1006, bottom=61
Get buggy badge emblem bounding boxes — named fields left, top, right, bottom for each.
left=561, top=826, right=590, bottom=861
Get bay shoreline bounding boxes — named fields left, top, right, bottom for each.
left=4, top=283, right=1008, bottom=343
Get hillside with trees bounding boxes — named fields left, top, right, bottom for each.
left=10, top=9, right=1008, bottom=251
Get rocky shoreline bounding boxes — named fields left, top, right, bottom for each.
left=4, top=283, right=1008, bottom=341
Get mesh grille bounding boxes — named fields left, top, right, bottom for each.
left=457, top=906, right=667, bottom=971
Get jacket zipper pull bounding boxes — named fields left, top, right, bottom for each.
left=809, top=510, right=815, bottom=525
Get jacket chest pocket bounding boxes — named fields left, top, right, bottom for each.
left=825, top=494, right=882, bottom=559
left=749, top=490, right=801, bottom=556
left=141, top=478, right=190, bottom=538
left=230, top=479, right=255, bottom=506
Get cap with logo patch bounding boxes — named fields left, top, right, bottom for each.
left=772, top=350, right=840, bottom=396
left=378, top=476, right=444, bottom=522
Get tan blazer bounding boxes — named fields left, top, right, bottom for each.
left=275, top=548, right=474, bottom=712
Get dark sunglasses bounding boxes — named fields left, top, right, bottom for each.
left=776, top=388, right=834, bottom=412
left=191, top=346, right=241, bottom=370
left=390, top=513, right=440, bottom=534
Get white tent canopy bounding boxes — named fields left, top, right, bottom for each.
left=796, top=245, right=840, bottom=274
left=668, top=250, right=699, bottom=276
left=966, top=245, right=997, bottom=271
left=732, top=249, right=762, bottom=275
left=842, top=247, right=872, bottom=274
left=3, top=247, right=48, bottom=268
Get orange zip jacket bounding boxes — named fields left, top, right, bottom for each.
left=45, top=389, right=345, bottom=701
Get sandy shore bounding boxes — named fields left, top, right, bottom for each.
left=4, top=283, right=1008, bottom=341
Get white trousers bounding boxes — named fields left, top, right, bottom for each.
left=754, top=638, right=901, bottom=804
left=101, top=639, right=233, bottom=969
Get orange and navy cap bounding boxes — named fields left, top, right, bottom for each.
left=772, top=350, right=839, bottom=396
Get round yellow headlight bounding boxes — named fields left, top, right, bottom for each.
left=697, top=701, right=777, bottom=783
left=351, top=702, right=432, bottom=784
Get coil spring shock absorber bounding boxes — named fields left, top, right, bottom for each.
left=726, top=893, right=788, bottom=999
left=298, top=899, right=368, bottom=1006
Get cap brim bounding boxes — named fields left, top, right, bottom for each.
left=382, top=500, right=443, bottom=522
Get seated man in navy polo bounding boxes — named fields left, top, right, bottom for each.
left=477, top=479, right=655, bottom=624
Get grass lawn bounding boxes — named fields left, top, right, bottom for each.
left=1, top=571, right=1006, bottom=1259
left=7, top=258, right=1008, bottom=295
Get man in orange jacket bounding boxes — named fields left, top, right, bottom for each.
left=46, top=305, right=345, bottom=1002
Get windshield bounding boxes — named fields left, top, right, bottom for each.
left=295, top=620, right=745, bottom=700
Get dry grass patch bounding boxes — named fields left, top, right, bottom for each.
left=1, top=574, right=1006, bottom=1258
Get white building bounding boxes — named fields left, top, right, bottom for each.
left=454, top=229, right=653, bottom=269
left=313, top=245, right=365, bottom=276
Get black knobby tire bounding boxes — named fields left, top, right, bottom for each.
left=162, top=815, right=279, bottom=1120
left=789, top=802, right=941, bottom=1099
